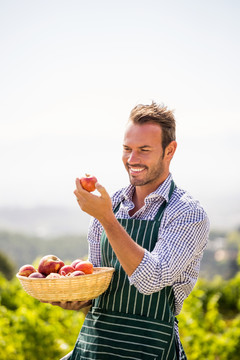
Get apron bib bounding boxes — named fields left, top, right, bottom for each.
left=70, top=181, right=186, bottom=360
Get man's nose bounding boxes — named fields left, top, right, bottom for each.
left=128, top=151, right=139, bottom=164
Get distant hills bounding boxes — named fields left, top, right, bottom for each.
left=0, top=206, right=92, bottom=269
left=0, top=206, right=91, bottom=237
left=0, top=206, right=239, bottom=280
left=0, top=230, right=89, bottom=269
left=0, top=199, right=239, bottom=237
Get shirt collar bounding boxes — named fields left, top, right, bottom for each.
left=121, top=173, right=173, bottom=203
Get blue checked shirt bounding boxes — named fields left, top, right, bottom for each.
left=88, top=173, right=210, bottom=315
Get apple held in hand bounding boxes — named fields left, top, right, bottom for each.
left=18, top=265, right=37, bottom=277
left=38, top=255, right=64, bottom=276
left=75, top=260, right=94, bottom=274
left=80, top=174, right=97, bottom=192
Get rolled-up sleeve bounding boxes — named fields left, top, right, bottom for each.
left=129, top=209, right=210, bottom=299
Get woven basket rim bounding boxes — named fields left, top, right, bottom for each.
left=16, top=266, right=115, bottom=281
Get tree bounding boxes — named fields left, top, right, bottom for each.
left=178, top=273, right=240, bottom=359
left=0, top=251, right=16, bottom=280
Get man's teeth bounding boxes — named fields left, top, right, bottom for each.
left=130, top=167, right=144, bottom=172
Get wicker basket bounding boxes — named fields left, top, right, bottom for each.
left=16, top=267, right=115, bottom=302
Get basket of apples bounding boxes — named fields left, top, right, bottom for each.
left=16, top=255, right=115, bottom=302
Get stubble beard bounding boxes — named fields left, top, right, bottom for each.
left=127, top=161, right=165, bottom=188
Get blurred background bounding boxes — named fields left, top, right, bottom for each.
left=0, top=1, right=240, bottom=359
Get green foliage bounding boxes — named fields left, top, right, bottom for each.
left=0, top=275, right=84, bottom=360
left=1, top=228, right=240, bottom=359
left=228, top=231, right=240, bottom=267
left=227, top=230, right=240, bottom=249
left=178, top=272, right=240, bottom=359
left=1, top=273, right=240, bottom=359
left=0, top=251, right=16, bottom=280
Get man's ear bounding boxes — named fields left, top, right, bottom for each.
left=164, top=141, right=177, bottom=161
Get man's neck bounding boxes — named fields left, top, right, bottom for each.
left=129, top=173, right=169, bottom=216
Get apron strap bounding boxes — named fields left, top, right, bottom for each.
left=154, top=180, right=176, bottom=221
left=113, top=180, right=176, bottom=219
left=113, top=202, right=121, bottom=214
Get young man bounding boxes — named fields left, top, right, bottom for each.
left=62, top=102, right=209, bottom=359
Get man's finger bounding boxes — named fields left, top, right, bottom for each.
left=75, top=178, right=84, bottom=192
left=95, top=182, right=107, bottom=197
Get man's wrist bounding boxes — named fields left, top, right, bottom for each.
left=98, top=211, right=117, bottom=229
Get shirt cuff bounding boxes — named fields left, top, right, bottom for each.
left=128, top=249, right=158, bottom=291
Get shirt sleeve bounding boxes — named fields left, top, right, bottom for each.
left=87, top=217, right=103, bottom=267
left=128, top=208, right=210, bottom=297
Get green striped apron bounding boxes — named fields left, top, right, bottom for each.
left=70, top=181, right=186, bottom=360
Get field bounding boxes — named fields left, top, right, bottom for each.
left=0, top=229, right=240, bottom=359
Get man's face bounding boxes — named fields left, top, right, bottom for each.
left=122, top=122, right=170, bottom=189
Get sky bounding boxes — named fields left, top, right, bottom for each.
left=0, top=0, right=240, bottom=229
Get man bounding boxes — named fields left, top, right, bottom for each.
left=60, top=102, right=209, bottom=359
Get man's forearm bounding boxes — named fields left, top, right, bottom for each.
left=101, top=214, right=145, bottom=276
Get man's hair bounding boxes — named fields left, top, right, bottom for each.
left=129, top=101, right=176, bottom=152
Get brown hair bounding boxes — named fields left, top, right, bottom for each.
left=129, top=101, right=176, bottom=152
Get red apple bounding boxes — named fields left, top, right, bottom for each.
left=75, top=260, right=93, bottom=274
left=38, top=255, right=64, bottom=276
left=59, top=265, right=75, bottom=276
left=80, top=174, right=97, bottom=192
left=29, top=272, right=46, bottom=278
left=71, top=259, right=83, bottom=268
left=18, top=265, right=37, bottom=277
left=46, top=273, right=61, bottom=279
left=70, top=270, right=85, bottom=277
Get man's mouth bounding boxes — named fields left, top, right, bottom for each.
left=127, top=165, right=147, bottom=175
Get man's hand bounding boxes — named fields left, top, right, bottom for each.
left=74, top=178, right=115, bottom=225
left=74, top=177, right=145, bottom=276
left=40, top=300, right=92, bottom=311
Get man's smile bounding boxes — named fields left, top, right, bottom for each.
left=127, top=165, right=147, bottom=175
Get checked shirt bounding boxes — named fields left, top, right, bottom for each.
left=88, top=173, right=210, bottom=316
